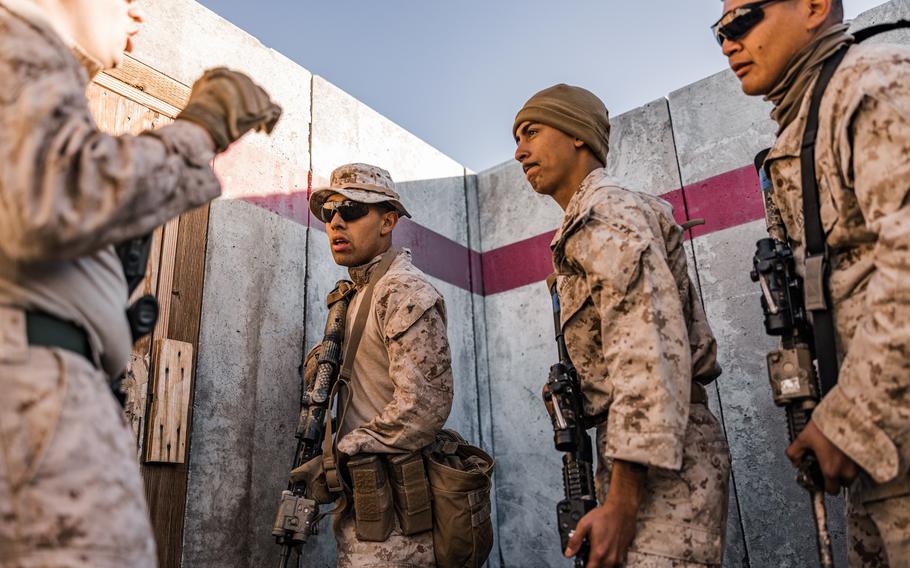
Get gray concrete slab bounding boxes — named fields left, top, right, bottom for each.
left=430, top=277, right=481, bottom=443
left=693, top=222, right=848, bottom=567
left=668, top=70, right=776, bottom=185
left=185, top=199, right=308, bottom=568
left=465, top=173, right=503, bottom=568
left=474, top=161, right=562, bottom=252
left=484, top=282, right=566, bottom=568
left=606, top=98, right=682, bottom=194
left=136, top=0, right=312, bottom=173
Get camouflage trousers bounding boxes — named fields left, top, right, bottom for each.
left=625, top=551, right=720, bottom=567
left=847, top=483, right=910, bottom=567
left=0, top=322, right=156, bottom=568
left=596, top=402, right=731, bottom=566
left=334, top=510, right=435, bottom=567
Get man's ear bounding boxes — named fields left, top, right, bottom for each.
left=380, top=210, right=399, bottom=236
left=806, top=0, right=836, bottom=30
left=574, top=138, right=586, bottom=149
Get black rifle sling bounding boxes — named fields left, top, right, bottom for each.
left=799, top=20, right=910, bottom=395
left=800, top=47, right=847, bottom=396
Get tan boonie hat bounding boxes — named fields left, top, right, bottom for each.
left=309, top=163, right=412, bottom=219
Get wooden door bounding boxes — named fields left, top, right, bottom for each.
left=86, top=55, right=208, bottom=568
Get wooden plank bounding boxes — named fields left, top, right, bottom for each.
left=152, top=217, right=181, bottom=343
left=166, top=205, right=211, bottom=343
left=93, top=73, right=182, bottom=119
left=143, top=202, right=212, bottom=567
left=101, top=53, right=191, bottom=114
left=143, top=465, right=189, bottom=568
left=145, top=339, right=194, bottom=463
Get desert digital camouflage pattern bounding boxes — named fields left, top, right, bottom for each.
left=0, top=309, right=156, bottom=567
left=334, top=249, right=453, bottom=566
left=764, top=41, right=910, bottom=566
left=335, top=514, right=435, bottom=568
left=551, top=168, right=729, bottom=565
left=0, top=2, right=222, bottom=566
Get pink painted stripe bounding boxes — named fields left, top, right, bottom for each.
left=237, top=165, right=765, bottom=297
left=481, top=230, right=556, bottom=296
left=684, top=165, right=764, bottom=239
left=392, top=218, right=474, bottom=292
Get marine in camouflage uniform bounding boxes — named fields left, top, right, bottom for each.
left=514, top=85, right=730, bottom=567
left=309, top=164, right=453, bottom=567
left=552, top=171, right=730, bottom=567
left=716, top=0, right=910, bottom=564
left=765, top=38, right=910, bottom=567
left=0, top=1, right=279, bottom=565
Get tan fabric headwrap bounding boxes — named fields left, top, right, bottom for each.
left=512, top=83, right=611, bottom=166
left=765, top=23, right=853, bottom=132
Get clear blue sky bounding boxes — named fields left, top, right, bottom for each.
left=197, top=0, right=884, bottom=172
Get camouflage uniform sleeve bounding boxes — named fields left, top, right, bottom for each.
left=336, top=275, right=453, bottom=456
left=0, top=45, right=220, bottom=262
left=811, top=67, right=910, bottom=484
left=567, top=213, right=692, bottom=470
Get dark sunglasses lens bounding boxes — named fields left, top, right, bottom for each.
left=321, top=201, right=370, bottom=223
left=718, top=8, right=764, bottom=45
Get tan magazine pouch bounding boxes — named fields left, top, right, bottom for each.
left=347, top=454, right=395, bottom=541
left=388, top=452, right=433, bottom=535
left=425, top=430, right=495, bottom=568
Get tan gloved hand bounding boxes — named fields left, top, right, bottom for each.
left=177, top=67, right=282, bottom=152
left=289, top=456, right=338, bottom=505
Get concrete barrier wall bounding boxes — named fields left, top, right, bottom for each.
left=124, top=1, right=908, bottom=566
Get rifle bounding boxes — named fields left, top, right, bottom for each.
left=272, top=280, right=353, bottom=568
left=751, top=152, right=833, bottom=568
left=544, top=276, right=597, bottom=567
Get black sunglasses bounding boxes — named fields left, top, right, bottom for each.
left=711, top=0, right=786, bottom=46
left=318, top=200, right=371, bottom=223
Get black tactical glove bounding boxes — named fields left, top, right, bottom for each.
left=177, top=67, right=282, bottom=152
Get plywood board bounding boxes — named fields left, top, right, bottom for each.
left=145, top=339, right=194, bottom=463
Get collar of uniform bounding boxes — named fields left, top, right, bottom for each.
left=0, top=0, right=103, bottom=80
left=550, top=167, right=609, bottom=250
left=348, top=254, right=384, bottom=287
left=765, top=84, right=814, bottom=164
left=347, top=248, right=410, bottom=288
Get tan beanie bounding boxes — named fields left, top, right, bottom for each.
left=512, top=84, right=611, bottom=165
